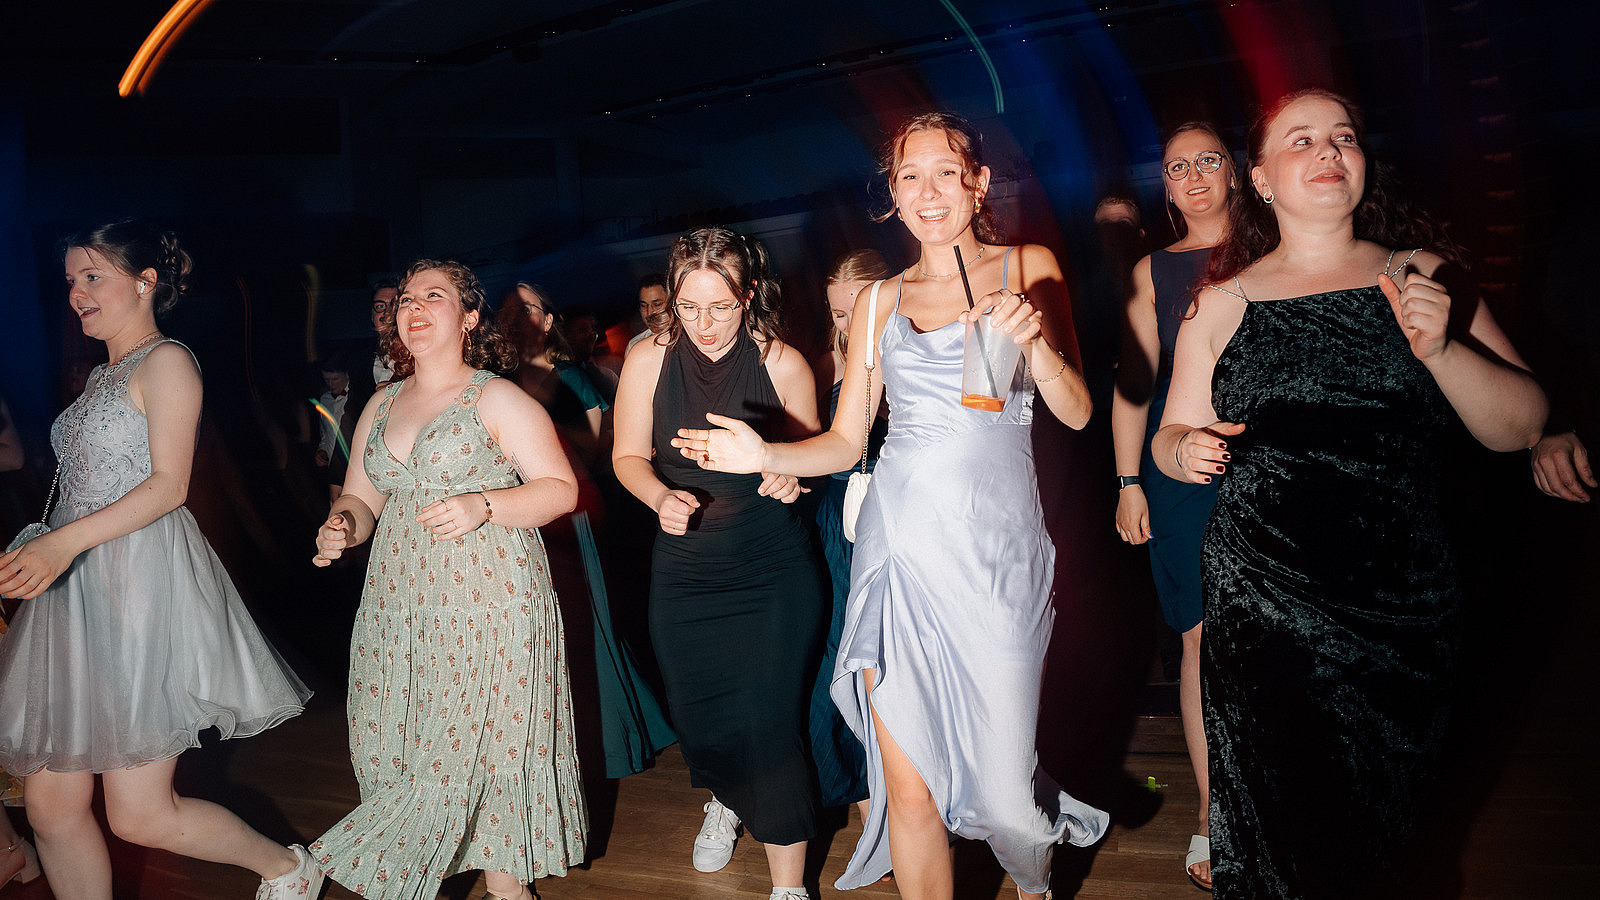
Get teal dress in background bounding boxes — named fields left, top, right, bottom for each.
left=542, top=361, right=676, bottom=779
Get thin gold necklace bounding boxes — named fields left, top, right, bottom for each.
left=915, top=244, right=983, bottom=279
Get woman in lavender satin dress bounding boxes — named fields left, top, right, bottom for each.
left=675, top=113, right=1109, bottom=899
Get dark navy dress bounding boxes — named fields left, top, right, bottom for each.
left=1140, top=247, right=1219, bottom=631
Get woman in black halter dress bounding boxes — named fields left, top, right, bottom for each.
left=1153, top=90, right=1546, bottom=898
left=612, top=227, right=825, bottom=900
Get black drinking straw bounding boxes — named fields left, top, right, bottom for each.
left=953, top=246, right=1000, bottom=398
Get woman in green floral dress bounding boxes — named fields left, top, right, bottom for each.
left=311, top=259, right=587, bottom=900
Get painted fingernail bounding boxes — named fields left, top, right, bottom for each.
left=1215, top=465, right=1225, bottom=473
left=1222, top=453, right=1231, bottom=461
left=1218, top=441, right=1228, bottom=450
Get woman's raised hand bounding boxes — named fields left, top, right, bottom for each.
left=673, top=413, right=768, bottom=474
left=416, top=493, right=490, bottom=542
left=1175, top=421, right=1246, bottom=485
left=960, top=288, right=1042, bottom=345
left=656, top=490, right=701, bottom=535
left=1379, top=270, right=1451, bottom=363
left=313, top=512, right=351, bottom=566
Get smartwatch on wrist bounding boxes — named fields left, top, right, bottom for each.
left=1118, top=475, right=1142, bottom=490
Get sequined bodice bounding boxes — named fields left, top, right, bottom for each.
left=51, top=341, right=186, bottom=516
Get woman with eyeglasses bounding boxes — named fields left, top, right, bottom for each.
left=1109, top=121, right=1235, bottom=890
left=612, top=227, right=825, bottom=900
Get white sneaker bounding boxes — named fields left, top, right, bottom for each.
left=769, top=888, right=811, bottom=900
left=691, top=798, right=741, bottom=872
left=255, top=844, right=325, bottom=900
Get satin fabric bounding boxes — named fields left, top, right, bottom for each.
left=831, top=292, right=1108, bottom=893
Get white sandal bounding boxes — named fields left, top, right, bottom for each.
left=1186, top=833, right=1212, bottom=891
left=2, top=837, right=42, bottom=886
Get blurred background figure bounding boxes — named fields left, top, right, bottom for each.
left=628, top=272, right=671, bottom=353
left=497, top=279, right=677, bottom=784
left=312, top=352, right=351, bottom=502
left=805, top=248, right=890, bottom=830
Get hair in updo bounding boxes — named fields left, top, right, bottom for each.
left=825, top=249, right=891, bottom=357
left=874, top=112, right=1004, bottom=245
left=60, top=219, right=193, bottom=316
left=383, top=258, right=517, bottom=379
left=496, top=281, right=576, bottom=365
left=663, top=227, right=784, bottom=357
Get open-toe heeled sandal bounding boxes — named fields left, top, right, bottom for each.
left=2, top=837, right=42, bottom=886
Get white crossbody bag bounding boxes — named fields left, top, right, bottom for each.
left=840, top=278, right=883, bottom=542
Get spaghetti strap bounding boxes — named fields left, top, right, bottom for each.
left=1000, top=246, right=1015, bottom=290
left=1384, top=248, right=1422, bottom=280
left=1206, top=276, right=1250, bottom=303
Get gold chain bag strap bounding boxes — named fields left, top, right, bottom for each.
left=840, top=278, right=883, bottom=542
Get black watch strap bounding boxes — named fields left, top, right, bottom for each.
left=1118, top=475, right=1142, bottom=489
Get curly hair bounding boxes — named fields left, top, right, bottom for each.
left=383, top=259, right=517, bottom=379
left=60, top=219, right=193, bottom=316
left=1206, top=88, right=1463, bottom=291
left=663, top=227, right=784, bottom=357
left=825, top=249, right=891, bottom=357
left=873, top=112, right=1004, bottom=245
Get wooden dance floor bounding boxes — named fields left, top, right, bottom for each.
left=4, top=617, right=1595, bottom=900
left=3, top=473, right=1595, bottom=899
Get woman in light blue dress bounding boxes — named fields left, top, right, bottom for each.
left=674, top=113, right=1108, bottom=899
left=0, top=220, right=316, bottom=899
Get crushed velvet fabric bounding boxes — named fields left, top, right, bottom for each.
left=1202, top=285, right=1460, bottom=898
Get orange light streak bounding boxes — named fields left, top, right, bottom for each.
left=118, top=0, right=218, bottom=98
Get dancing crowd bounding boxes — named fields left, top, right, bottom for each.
left=0, top=90, right=1587, bottom=900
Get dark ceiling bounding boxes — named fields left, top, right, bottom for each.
left=7, top=0, right=1597, bottom=279
left=14, top=1, right=1275, bottom=171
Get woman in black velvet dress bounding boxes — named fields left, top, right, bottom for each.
left=1152, top=89, right=1547, bottom=898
